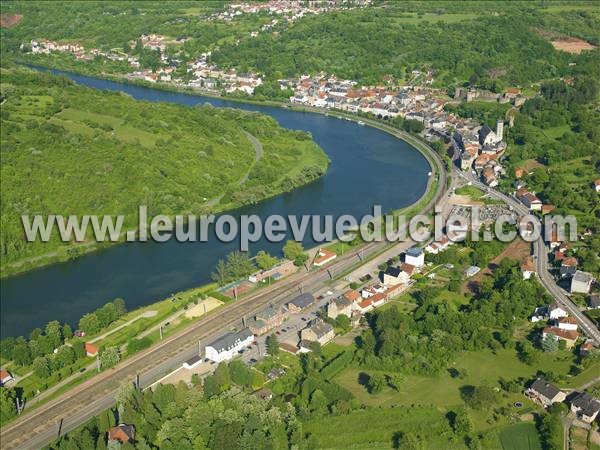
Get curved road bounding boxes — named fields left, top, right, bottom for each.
left=455, top=169, right=600, bottom=344
left=0, top=119, right=447, bottom=450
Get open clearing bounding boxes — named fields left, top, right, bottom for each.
left=464, top=238, right=530, bottom=292
left=0, top=14, right=23, bottom=28
left=500, top=423, right=542, bottom=450
left=303, top=406, right=458, bottom=449
left=184, top=297, right=223, bottom=318
left=334, top=348, right=599, bottom=408
left=551, top=38, right=596, bottom=54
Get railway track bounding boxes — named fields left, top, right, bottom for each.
left=0, top=122, right=447, bottom=450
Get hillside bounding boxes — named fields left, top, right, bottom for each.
left=0, top=68, right=329, bottom=276
left=1, top=2, right=598, bottom=89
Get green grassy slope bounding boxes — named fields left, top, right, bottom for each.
left=0, top=68, right=328, bottom=275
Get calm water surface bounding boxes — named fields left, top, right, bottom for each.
left=0, top=70, right=430, bottom=337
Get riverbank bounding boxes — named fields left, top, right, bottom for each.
left=2, top=64, right=435, bottom=280
left=1, top=67, right=435, bottom=338
left=0, top=66, right=329, bottom=279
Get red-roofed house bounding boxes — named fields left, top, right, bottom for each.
left=516, top=188, right=542, bottom=211
left=557, top=316, right=578, bottom=331
left=313, top=248, right=337, bottom=267
left=0, top=369, right=14, bottom=386
left=520, top=257, right=536, bottom=280
left=561, top=257, right=578, bottom=268
left=356, top=298, right=373, bottom=313
left=108, top=424, right=135, bottom=443
left=85, top=342, right=98, bottom=357
left=343, top=289, right=361, bottom=303
left=370, top=293, right=386, bottom=308
left=383, top=283, right=405, bottom=300
left=543, top=327, right=579, bottom=348
left=400, top=263, right=417, bottom=277
left=515, top=167, right=525, bottom=179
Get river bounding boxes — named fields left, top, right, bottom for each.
left=0, top=69, right=430, bottom=337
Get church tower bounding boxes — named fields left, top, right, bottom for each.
left=496, top=119, right=504, bottom=142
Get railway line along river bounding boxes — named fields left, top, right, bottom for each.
left=0, top=69, right=431, bottom=337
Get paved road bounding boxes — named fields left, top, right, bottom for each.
left=0, top=122, right=447, bottom=450
left=455, top=170, right=600, bottom=345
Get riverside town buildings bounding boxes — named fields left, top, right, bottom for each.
left=204, top=329, right=254, bottom=363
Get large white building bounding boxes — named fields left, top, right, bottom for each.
left=205, top=329, right=254, bottom=363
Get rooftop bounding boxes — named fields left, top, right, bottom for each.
left=287, top=292, right=314, bottom=309
left=573, top=270, right=593, bottom=284
left=306, top=319, right=333, bottom=338
left=406, top=246, right=423, bottom=257
left=529, top=378, right=561, bottom=400
left=207, top=328, right=253, bottom=353
left=571, top=391, right=600, bottom=417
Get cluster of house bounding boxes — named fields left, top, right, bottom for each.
left=285, top=73, right=439, bottom=118
left=530, top=302, right=589, bottom=349
left=547, top=237, right=596, bottom=295
left=514, top=184, right=556, bottom=216
left=207, top=0, right=371, bottom=25
left=282, top=72, right=517, bottom=187
left=454, top=119, right=507, bottom=187
left=330, top=246, right=425, bottom=317
left=203, top=246, right=426, bottom=362
left=526, top=378, right=600, bottom=424
left=201, top=292, right=330, bottom=363
left=185, top=52, right=264, bottom=94
left=28, top=39, right=140, bottom=66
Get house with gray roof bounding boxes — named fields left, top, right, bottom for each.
left=571, top=270, right=593, bottom=294
left=525, top=378, right=566, bottom=407
left=300, top=318, right=334, bottom=346
left=286, top=293, right=314, bottom=314
left=205, top=328, right=254, bottom=363
left=247, top=305, right=285, bottom=335
left=569, top=392, right=600, bottom=423
left=327, top=296, right=353, bottom=319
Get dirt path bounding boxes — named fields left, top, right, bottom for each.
left=205, top=130, right=263, bottom=208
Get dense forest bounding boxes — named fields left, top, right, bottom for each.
left=2, top=2, right=599, bottom=89
left=0, top=68, right=328, bottom=275
left=208, top=5, right=599, bottom=89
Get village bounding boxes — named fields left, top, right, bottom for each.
left=25, top=32, right=528, bottom=190
left=189, top=244, right=429, bottom=367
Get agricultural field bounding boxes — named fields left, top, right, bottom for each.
left=499, top=423, right=542, bottom=450
left=303, top=406, right=463, bottom=450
